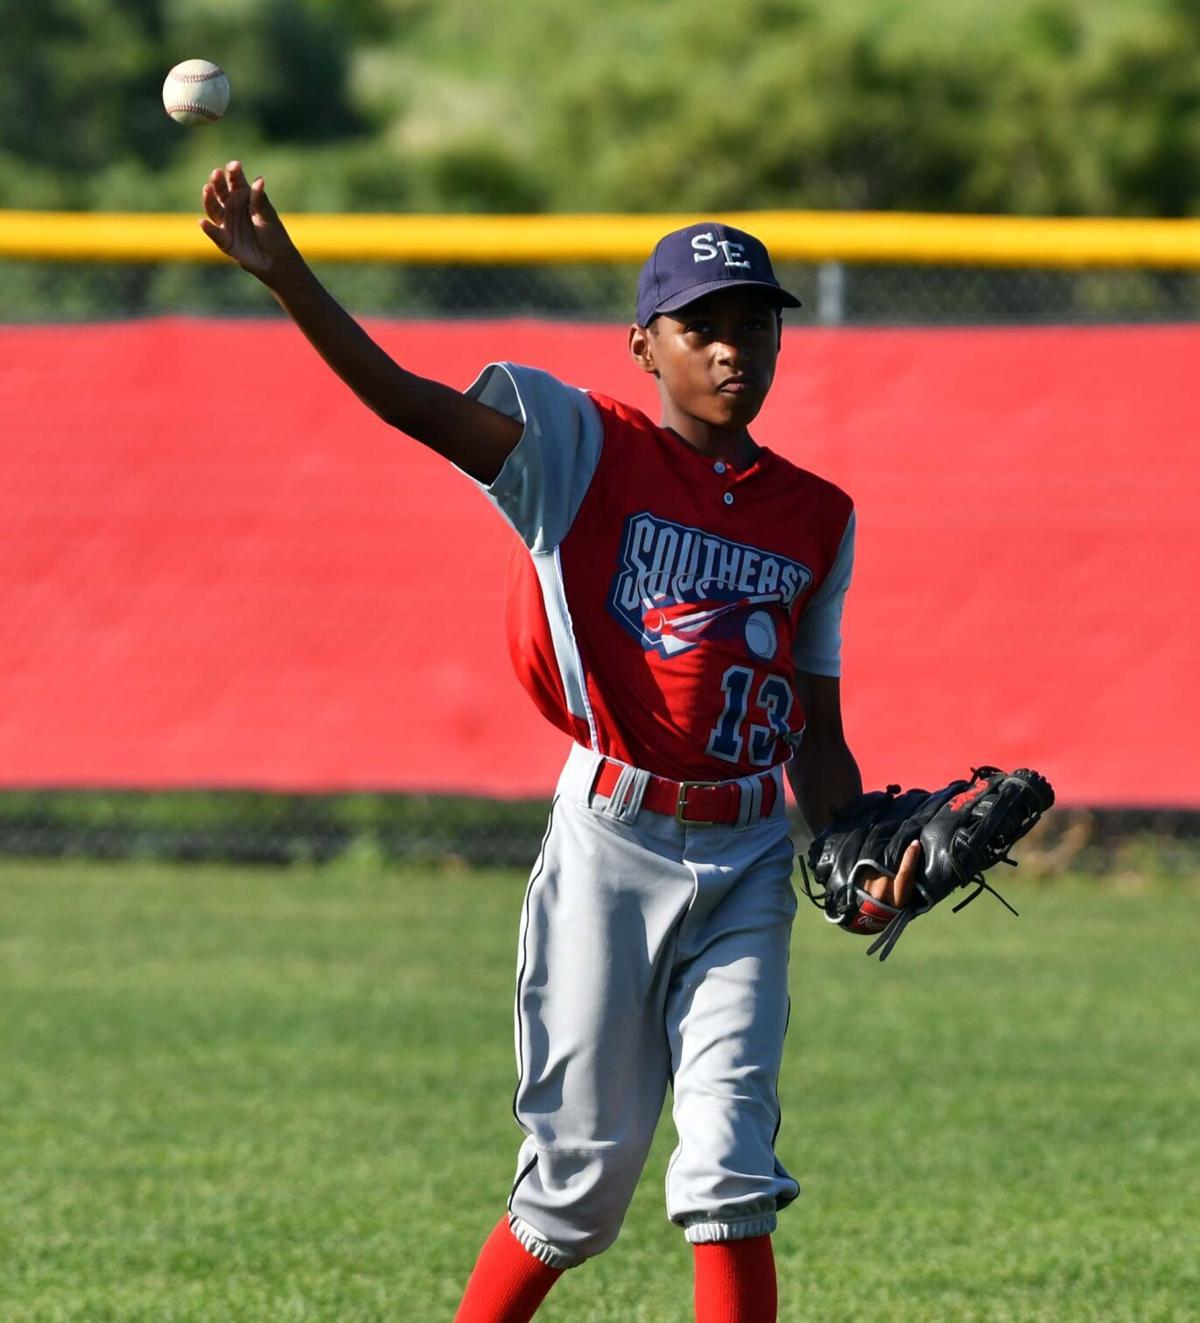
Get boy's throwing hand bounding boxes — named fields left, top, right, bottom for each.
left=200, top=161, right=296, bottom=283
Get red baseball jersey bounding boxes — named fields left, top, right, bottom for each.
left=467, top=364, right=855, bottom=782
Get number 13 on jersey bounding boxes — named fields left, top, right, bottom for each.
left=705, top=665, right=795, bottom=767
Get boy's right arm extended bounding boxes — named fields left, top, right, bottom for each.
left=199, top=160, right=522, bottom=485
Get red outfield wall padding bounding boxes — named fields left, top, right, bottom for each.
left=1, top=317, right=1196, bottom=806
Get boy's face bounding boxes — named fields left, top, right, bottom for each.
left=629, top=288, right=782, bottom=433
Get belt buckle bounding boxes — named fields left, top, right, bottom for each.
left=675, top=780, right=712, bottom=825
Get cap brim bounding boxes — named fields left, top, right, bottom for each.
left=653, top=277, right=802, bottom=318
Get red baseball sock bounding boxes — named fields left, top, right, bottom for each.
left=453, top=1216, right=564, bottom=1323
left=693, top=1235, right=777, bottom=1323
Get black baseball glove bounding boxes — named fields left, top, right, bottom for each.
left=799, top=766, right=1054, bottom=962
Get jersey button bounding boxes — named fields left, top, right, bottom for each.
left=723, top=492, right=734, bottom=505
left=713, top=461, right=727, bottom=474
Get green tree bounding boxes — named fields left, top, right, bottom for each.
left=1, top=0, right=1198, bottom=220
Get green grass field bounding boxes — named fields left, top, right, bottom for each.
left=2, top=859, right=1196, bottom=1321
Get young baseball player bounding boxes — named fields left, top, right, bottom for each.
left=200, top=161, right=917, bottom=1323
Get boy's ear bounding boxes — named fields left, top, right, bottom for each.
left=629, top=322, right=658, bottom=376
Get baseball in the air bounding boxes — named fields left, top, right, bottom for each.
left=162, top=59, right=231, bottom=126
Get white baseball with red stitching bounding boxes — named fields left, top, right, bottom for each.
left=162, top=59, right=231, bottom=126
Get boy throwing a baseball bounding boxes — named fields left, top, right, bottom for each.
left=200, top=161, right=915, bottom=1323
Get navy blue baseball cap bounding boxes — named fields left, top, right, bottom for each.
left=636, top=222, right=801, bottom=326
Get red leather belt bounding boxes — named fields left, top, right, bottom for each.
left=590, top=758, right=779, bottom=825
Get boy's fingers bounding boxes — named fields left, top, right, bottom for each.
left=201, top=183, right=225, bottom=224
left=862, top=841, right=922, bottom=906
left=198, top=217, right=228, bottom=250
left=892, top=841, right=922, bottom=908
left=864, top=873, right=887, bottom=901
left=249, top=176, right=277, bottom=221
left=225, top=160, right=249, bottom=191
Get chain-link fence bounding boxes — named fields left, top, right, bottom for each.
left=3, top=251, right=1197, bottom=871
left=1, top=790, right=1197, bottom=880
left=6, top=257, right=1200, bottom=325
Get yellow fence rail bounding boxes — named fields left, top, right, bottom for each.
left=3, top=209, right=1200, bottom=268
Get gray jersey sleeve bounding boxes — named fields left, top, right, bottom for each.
left=792, top=511, right=855, bottom=678
left=463, top=362, right=604, bottom=553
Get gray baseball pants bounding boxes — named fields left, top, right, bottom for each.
left=507, top=744, right=800, bottom=1270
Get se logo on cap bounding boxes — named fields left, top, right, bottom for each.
left=691, top=233, right=752, bottom=269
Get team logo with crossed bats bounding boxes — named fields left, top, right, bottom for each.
left=607, top=513, right=812, bottom=660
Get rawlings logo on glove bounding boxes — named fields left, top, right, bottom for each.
left=799, top=766, right=1055, bottom=962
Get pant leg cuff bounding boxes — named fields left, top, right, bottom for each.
left=684, top=1212, right=777, bottom=1244
left=509, top=1216, right=585, bottom=1270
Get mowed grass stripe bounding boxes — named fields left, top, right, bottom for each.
left=1, top=861, right=1196, bottom=1321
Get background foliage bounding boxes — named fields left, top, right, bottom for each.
left=5, top=0, right=1200, bottom=218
